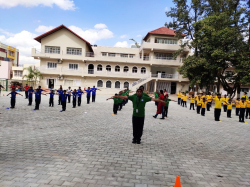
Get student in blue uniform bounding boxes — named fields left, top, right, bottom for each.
left=60, top=90, right=69, bottom=111
left=49, top=90, right=55, bottom=107
left=38, top=86, right=43, bottom=104
left=72, top=89, right=78, bottom=108
left=84, top=87, right=92, bottom=104
left=57, top=88, right=63, bottom=105
left=28, top=87, right=34, bottom=106
left=91, top=86, right=101, bottom=102
left=34, top=89, right=47, bottom=110
left=77, top=89, right=84, bottom=106
left=7, top=88, right=23, bottom=108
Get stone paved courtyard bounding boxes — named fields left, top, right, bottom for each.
left=0, top=93, right=250, bottom=187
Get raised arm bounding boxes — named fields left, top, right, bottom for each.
left=152, top=98, right=165, bottom=103
left=115, top=95, right=128, bottom=100
left=106, top=96, right=114, bottom=101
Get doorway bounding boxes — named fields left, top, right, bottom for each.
left=88, top=64, right=94, bottom=74
left=48, top=79, right=54, bottom=88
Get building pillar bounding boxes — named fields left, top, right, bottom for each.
left=154, top=79, right=157, bottom=92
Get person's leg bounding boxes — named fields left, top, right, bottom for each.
left=229, top=110, right=231, bottom=117
left=137, top=117, right=145, bottom=143
left=236, top=108, right=239, bottom=116
left=92, top=95, right=95, bottom=102
left=36, top=99, right=40, bottom=110
left=185, top=101, right=187, bottom=107
left=132, top=116, right=137, bottom=143
left=49, top=97, right=52, bottom=106
left=29, top=97, right=32, bottom=105
left=161, top=105, right=164, bottom=118
left=25, top=91, right=28, bottom=98
left=11, top=98, right=14, bottom=108
left=120, top=103, right=123, bottom=110
left=218, top=109, right=221, bottom=121
left=68, top=95, right=70, bottom=103
left=242, top=108, right=245, bottom=122
left=113, top=104, right=115, bottom=114
left=79, top=97, right=82, bottom=106
left=58, top=96, right=61, bottom=105
left=224, top=105, right=227, bottom=112
left=178, top=98, right=180, bottom=105
left=165, top=106, right=168, bottom=117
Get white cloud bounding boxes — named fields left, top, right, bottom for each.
left=35, top=25, right=54, bottom=33
left=120, top=35, right=127, bottom=38
left=114, top=41, right=129, bottom=48
left=94, top=23, right=107, bottom=29
left=0, top=28, right=14, bottom=37
left=0, top=0, right=76, bottom=10
left=136, top=34, right=142, bottom=37
left=68, top=25, right=113, bottom=44
left=0, top=29, right=41, bottom=64
left=165, top=7, right=168, bottom=11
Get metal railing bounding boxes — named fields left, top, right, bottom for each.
left=88, top=69, right=94, bottom=74
left=85, top=52, right=95, bottom=57
left=131, top=75, right=151, bottom=87
left=154, top=56, right=176, bottom=60
left=151, top=73, right=178, bottom=79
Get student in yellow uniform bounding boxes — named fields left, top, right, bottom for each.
left=176, top=91, right=182, bottom=105
left=201, top=93, right=205, bottom=99
left=222, top=95, right=229, bottom=112
left=245, top=97, right=250, bottom=119
left=180, top=92, right=184, bottom=106
left=189, top=95, right=195, bottom=110
left=235, top=98, right=240, bottom=116
left=201, top=98, right=208, bottom=116
left=242, top=92, right=248, bottom=100
left=182, top=93, right=187, bottom=107
left=196, top=95, right=202, bottom=114
left=206, top=92, right=212, bottom=111
left=225, top=99, right=234, bottom=118
left=239, top=98, right=247, bottom=122
left=212, top=94, right=223, bottom=121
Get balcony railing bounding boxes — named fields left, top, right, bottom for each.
left=88, top=69, right=94, bottom=74
left=86, top=52, right=95, bottom=57
left=151, top=73, right=178, bottom=79
left=154, top=56, right=176, bottom=60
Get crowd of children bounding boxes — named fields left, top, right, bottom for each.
left=176, top=91, right=250, bottom=123
left=6, top=85, right=101, bottom=111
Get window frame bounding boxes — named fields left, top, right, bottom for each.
left=97, top=64, right=103, bottom=71
left=45, top=46, right=60, bottom=54
left=123, top=66, right=129, bottom=73
left=115, top=65, right=120, bottom=72
left=97, top=80, right=103, bottom=88
left=66, top=47, right=82, bottom=55
left=141, top=67, right=146, bottom=74
left=115, top=81, right=121, bottom=89
left=132, top=66, right=138, bottom=73
left=68, top=63, right=79, bottom=70
left=106, top=80, right=112, bottom=88
left=106, top=65, right=111, bottom=72
left=47, top=62, right=57, bottom=69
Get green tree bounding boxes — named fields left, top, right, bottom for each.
left=22, top=66, right=43, bottom=86
left=129, top=39, right=140, bottom=48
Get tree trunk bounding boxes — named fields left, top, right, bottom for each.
left=217, top=78, right=220, bottom=94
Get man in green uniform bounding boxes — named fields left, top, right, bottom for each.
left=116, top=88, right=164, bottom=144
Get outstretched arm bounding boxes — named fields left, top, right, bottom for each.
left=115, top=96, right=128, bottom=100
left=42, top=93, right=47, bottom=96
left=106, top=97, right=114, bottom=101
left=17, top=93, right=23, bottom=96
left=152, top=98, right=165, bottom=103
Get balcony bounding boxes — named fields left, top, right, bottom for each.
left=140, top=41, right=190, bottom=52
left=151, top=73, right=179, bottom=80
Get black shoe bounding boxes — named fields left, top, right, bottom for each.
left=49, top=106, right=51, bottom=107
left=137, top=141, right=141, bottom=144
left=132, top=139, right=136, bottom=144
left=160, top=118, right=164, bottom=119
left=153, top=115, right=156, bottom=118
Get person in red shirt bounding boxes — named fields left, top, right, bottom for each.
left=24, top=84, right=29, bottom=99
left=153, top=90, right=165, bottom=119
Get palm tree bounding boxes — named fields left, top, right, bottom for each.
left=129, top=38, right=140, bottom=48
left=22, top=66, right=43, bottom=86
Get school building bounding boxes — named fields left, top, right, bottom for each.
left=0, top=42, right=19, bottom=66
left=29, top=25, right=191, bottom=94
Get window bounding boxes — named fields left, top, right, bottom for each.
left=97, top=80, right=103, bottom=88
left=108, top=53, right=115, bottom=57
left=141, top=67, right=146, bottom=74
left=124, top=66, right=129, bottom=72
left=69, top=64, right=78, bottom=70
left=154, top=53, right=174, bottom=60
left=115, top=81, right=120, bottom=88
left=155, top=38, right=178, bottom=45
left=129, top=54, right=134, bottom=58
left=47, top=62, right=57, bottom=69
left=45, top=46, right=60, bottom=54
left=75, top=79, right=81, bottom=86
left=97, top=64, right=102, bottom=71
left=124, top=81, right=129, bottom=88
left=106, top=80, right=112, bottom=88
left=14, top=71, right=22, bottom=77
left=120, top=54, right=128, bottom=58
left=106, top=65, right=111, bottom=72
left=67, top=48, right=82, bottom=55
left=64, top=80, right=73, bottom=86
left=132, top=67, right=137, bottom=73
left=115, top=65, right=120, bottom=72
left=102, top=52, right=107, bottom=56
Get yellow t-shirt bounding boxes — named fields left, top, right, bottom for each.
left=201, top=95, right=205, bottom=99
left=182, top=96, right=187, bottom=101
left=190, top=97, right=195, bottom=103
left=239, top=101, right=247, bottom=108
left=196, top=98, right=202, bottom=106
left=246, top=100, right=250, bottom=108
left=242, top=95, right=248, bottom=100
left=235, top=100, right=240, bottom=108
left=223, top=98, right=229, bottom=105
left=213, top=97, right=223, bottom=109
left=177, top=93, right=182, bottom=98
left=201, top=101, right=207, bottom=108
left=206, top=95, right=212, bottom=102
left=227, top=103, right=234, bottom=110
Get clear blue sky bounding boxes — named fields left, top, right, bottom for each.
left=0, top=0, right=175, bottom=63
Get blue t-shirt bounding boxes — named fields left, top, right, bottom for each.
left=72, top=92, right=77, bottom=99
left=35, top=92, right=41, bottom=99
left=91, top=88, right=97, bottom=95
left=85, top=90, right=92, bottom=97
left=49, top=93, right=55, bottom=98
left=57, top=90, right=63, bottom=95
left=77, top=91, right=83, bottom=97
left=39, top=89, right=43, bottom=93
left=28, top=90, right=34, bottom=97
left=10, top=92, right=17, bottom=99
left=61, top=94, right=69, bottom=101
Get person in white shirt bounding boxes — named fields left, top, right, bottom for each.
left=67, top=87, right=72, bottom=103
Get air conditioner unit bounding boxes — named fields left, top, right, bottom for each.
left=58, top=76, right=64, bottom=80
left=57, top=59, right=63, bottom=63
